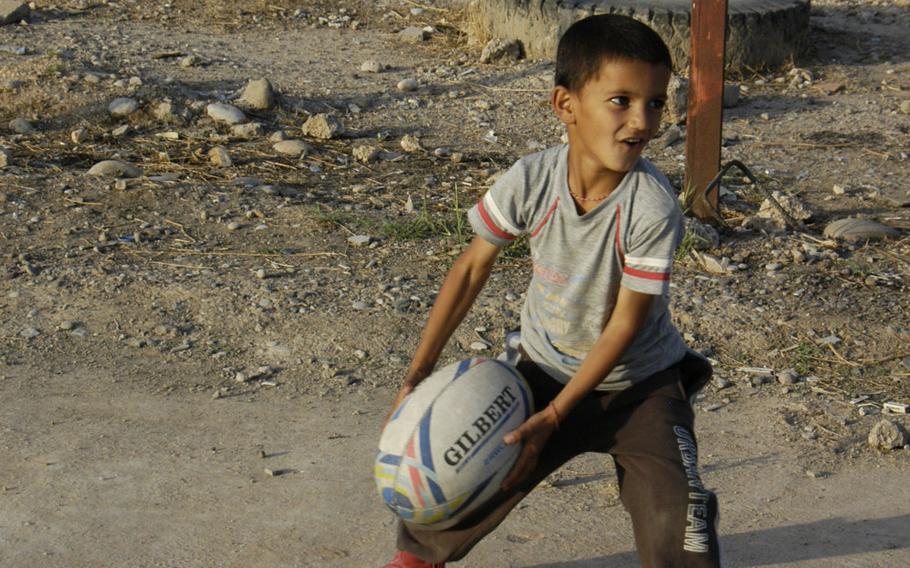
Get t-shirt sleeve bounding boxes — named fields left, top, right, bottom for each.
left=621, top=212, right=682, bottom=296
left=467, top=161, right=528, bottom=247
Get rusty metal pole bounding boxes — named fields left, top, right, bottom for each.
left=685, top=0, right=728, bottom=221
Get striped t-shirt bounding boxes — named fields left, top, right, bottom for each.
left=468, top=144, right=687, bottom=389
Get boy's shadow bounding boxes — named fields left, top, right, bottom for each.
left=529, top=514, right=910, bottom=567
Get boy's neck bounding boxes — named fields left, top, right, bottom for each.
left=565, top=145, right=630, bottom=203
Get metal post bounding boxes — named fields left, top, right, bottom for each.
left=685, top=0, right=728, bottom=221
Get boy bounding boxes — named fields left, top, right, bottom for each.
left=382, top=14, right=720, bottom=568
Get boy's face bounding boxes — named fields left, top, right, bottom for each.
left=554, top=59, right=670, bottom=179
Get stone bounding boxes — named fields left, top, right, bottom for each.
left=352, top=144, right=380, bottom=163
left=823, top=218, right=899, bottom=242
left=179, top=55, right=198, bottom=68
left=0, top=1, right=29, bottom=25
left=71, top=128, right=88, bottom=144
left=111, top=125, right=130, bottom=137
left=757, top=191, right=813, bottom=228
left=656, top=125, right=683, bottom=148
left=470, top=341, right=490, bottom=351
left=0, top=146, right=9, bottom=168
left=9, top=117, right=34, bottom=134
left=666, top=75, right=688, bottom=124
left=269, top=130, right=289, bottom=143
left=153, top=100, right=184, bottom=123
left=231, top=122, right=264, bottom=139
left=208, top=146, right=232, bottom=167
left=832, top=184, right=847, bottom=195
left=206, top=103, right=247, bottom=125
left=868, top=419, right=907, bottom=451
left=776, top=369, right=799, bottom=385
left=899, top=100, right=910, bottom=115
left=360, top=60, right=383, bottom=73
left=480, top=38, right=523, bottom=64
left=400, top=134, right=422, bottom=153
left=684, top=217, right=720, bottom=250
left=273, top=139, right=310, bottom=157
left=693, top=252, right=732, bottom=275
left=108, top=97, right=139, bottom=117
left=347, top=235, right=372, bottom=247
left=87, top=160, right=142, bottom=178
left=240, top=78, right=276, bottom=110
left=397, top=78, right=419, bottom=92
left=722, top=84, right=740, bottom=108
left=398, top=27, right=428, bottom=44
left=302, top=113, right=342, bottom=139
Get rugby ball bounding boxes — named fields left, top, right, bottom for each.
left=375, top=358, right=533, bottom=529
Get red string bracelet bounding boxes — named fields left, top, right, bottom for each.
left=548, top=401, right=561, bottom=431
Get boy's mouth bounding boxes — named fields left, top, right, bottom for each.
left=621, top=138, right=645, bottom=149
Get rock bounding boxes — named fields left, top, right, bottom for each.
left=757, top=191, right=813, bottom=228
left=480, top=38, right=523, bottom=64
left=20, top=326, right=39, bottom=339
left=9, top=117, right=34, bottom=134
left=179, top=55, right=198, bottom=68
left=0, top=1, right=29, bottom=25
left=269, top=130, right=289, bottom=143
left=397, top=78, right=418, bottom=92
left=87, top=160, right=142, bottom=178
left=360, top=60, right=383, bottom=73
left=900, top=100, right=910, bottom=115
left=226, top=222, right=242, bottom=232
left=693, top=252, right=732, bottom=275
left=868, top=419, right=907, bottom=451
left=108, top=97, right=139, bottom=117
left=832, top=184, right=847, bottom=196
left=776, top=369, right=799, bottom=385
left=302, top=113, right=342, bottom=139
left=823, top=218, right=899, bottom=242
left=153, top=100, right=184, bottom=123
left=111, top=125, right=130, bottom=137
left=347, top=235, right=372, bottom=247
left=656, top=125, right=683, bottom=148
left=352, top=144, right=380, bottom=163
left=206, top=103, right=247, bottom=125
left=712, top=376, right=732, bottom=390
left=352, top=301, right=370, bottom=310
left=470, top=341, right=490, bottom=351
left=71, top=128, right=88, bottom=144
left=1, top=79, right=23, bottom=91
left=273, top=139, right=310, bottom=157
left=666, top=75, right=688, bottom=124
left=722, top=84, right=740, bottom=108
left=684, top=217, right=720, bottom=250
left=0, top=146, right=9, bottom=168
left=240, top=78, right=276, bottom=110
left=231, top=122, right=264, bottom=139
left=400, top=134, right=422, bottom=153
left=398, top=27, right=428, bottom=44
left=208, top=146, right=232, bottom=167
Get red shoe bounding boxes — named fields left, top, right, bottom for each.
left=381, top=550, right=445, bottom=568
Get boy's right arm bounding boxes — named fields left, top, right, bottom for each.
left=386, top=236, right=501, bottom=422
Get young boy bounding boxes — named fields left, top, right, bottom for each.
left=382, top=14, right=720, bottom=568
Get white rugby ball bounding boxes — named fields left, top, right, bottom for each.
left=375, top=358, right=533, bottom=529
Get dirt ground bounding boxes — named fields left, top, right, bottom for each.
left=1, top=1, right=909, bottom=567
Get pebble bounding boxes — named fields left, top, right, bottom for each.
left=400, top=134, right=422, bottom=153
left=347, top=235, right=372, bottom=247
left=712, top=376, right=732, bottom=390
left=470, top=341, right=490, bottom=351
left=352, top=144, right=380, bottom=163
left=397, top=27, right=428, bottom=44
left=868, top=419, right=907, bottom=451
left=480, top=38, right=523, bottom=63
left=111, top=125, right=130, bottom=137
left=765, top=262, right=782, bottom=272
left=818, top=335, right=841, bottom=345
left=302, top=113, right=342, bottom=139
left=208, top=146, right=232, bottom=167
left=9, top=117, right=34, bottom=134
left=226, top=222, right=242, bottom=231
left=0, top=146, right=9, bottom=168
left=87, top=160, right=142, bottom=178
left=240, top=78, right=275, bottom=110
left=268, top=130, right=289, bottom=143
left=231, top=122, right=264, bottom=139
left=352, top=301, right=370, bottom=310
left=900, top=100, right=910, bottom=115
left=776, top=369, right=799, bottom=385
left=179, top=55, right=198, bottom=68
left=832, top=184, right=847, bottom=195
left=397, top=78, right=418, bottom=92
left=206, top=103, right=247, bottom=125
left=273, top=139, right=310, bottom=157
left=108, top=97, right=139, bottom=117
left=360, top=60, right=383, bottom=73
left=153, top=100, right=183, bottom=123
left=20, top=326, right=39, bottom=339
left=83, top=73, right=102, bottom=85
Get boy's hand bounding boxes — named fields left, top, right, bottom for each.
left=500, top=406, right=559, bottom=491
left=383, top=368, right=431, bottom=428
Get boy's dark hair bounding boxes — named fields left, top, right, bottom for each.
left=555, top=15, right=673, bottom=92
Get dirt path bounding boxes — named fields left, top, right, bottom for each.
left=1, top=363, right=906, bottom=567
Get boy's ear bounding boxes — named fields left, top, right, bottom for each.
left=551, top=86, right=576, bottom=125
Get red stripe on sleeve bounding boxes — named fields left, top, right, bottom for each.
left=624, top=266, right=670, bottom=281
left=477, top=199, right=515, bottom=241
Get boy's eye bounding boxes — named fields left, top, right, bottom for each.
left=609, top=96, right=629, bottom=106
left=649, top=99, right=667, bottom=110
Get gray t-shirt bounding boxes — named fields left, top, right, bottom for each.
left=468, top=144, right=687, bottom=390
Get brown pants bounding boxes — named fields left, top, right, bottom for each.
left=397, top=352, right=721, bottom=567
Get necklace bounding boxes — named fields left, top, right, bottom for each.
left=568, top=188, right=609, bottom=202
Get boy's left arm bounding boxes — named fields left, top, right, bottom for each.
left=501, top=285, right=654, bottom=490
